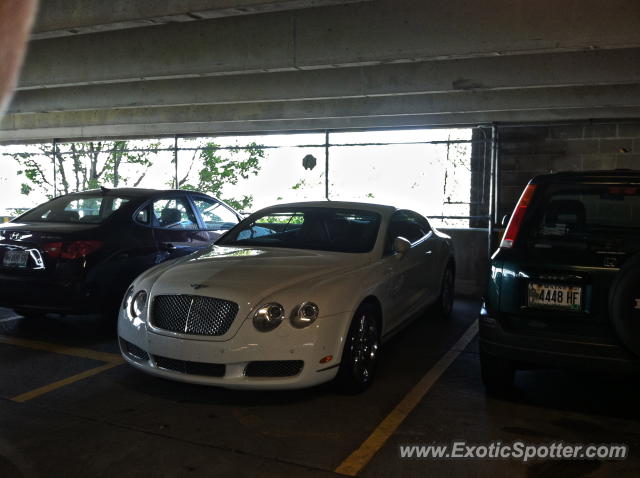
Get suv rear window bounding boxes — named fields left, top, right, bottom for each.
left=527, top=183, right=640, bottom=254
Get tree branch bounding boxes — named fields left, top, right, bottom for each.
left=54, top=150, right=69, bottom=195
left=25, top=157, right=52, bottom=187
left=178, top=147, right=199, bottom=187
left=70, top=143, right=82, bottom=191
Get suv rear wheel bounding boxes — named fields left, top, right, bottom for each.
left=480, top=348, right=515, bottom=395
left=609, top=253, right=640, bottom=356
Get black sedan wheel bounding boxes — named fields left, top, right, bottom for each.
left=435, top=265, right=455, bottom=318
left=336, top=304, right=380, bottom=394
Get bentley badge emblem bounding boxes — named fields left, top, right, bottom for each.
left=190, top=283, right=209, bottom=290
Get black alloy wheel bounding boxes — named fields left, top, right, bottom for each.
left=337, top=303, right=381, bottom=393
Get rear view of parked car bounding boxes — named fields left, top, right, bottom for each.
left=480, top=170, right=640, bottom=393
left=0, top=188, right=240, bottom=320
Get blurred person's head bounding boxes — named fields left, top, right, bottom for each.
left=0, top=0, right=38, bottom=114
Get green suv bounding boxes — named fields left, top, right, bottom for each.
left=480, top=170, right=640, bottom=392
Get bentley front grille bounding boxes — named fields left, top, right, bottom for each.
left=151, top=294, right=239, bottom=336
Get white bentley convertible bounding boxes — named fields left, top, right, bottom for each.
left=118, top=201, right=455, bottom=392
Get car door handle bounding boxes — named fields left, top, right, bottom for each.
left=425, top=250, right=433, bottom=255
left=161, top=242, right=177, bottom=251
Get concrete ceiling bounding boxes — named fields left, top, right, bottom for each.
left=2, top=0, right=640, bottom=142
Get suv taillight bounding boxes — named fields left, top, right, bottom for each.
left=500, top=184, right=537, bottom=249
left=43, top=241, right=103, bottom=259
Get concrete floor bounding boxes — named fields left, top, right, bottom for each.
left=0, top=300, right=639, bottom=477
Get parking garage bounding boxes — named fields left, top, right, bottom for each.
left=1, top=1, right=640, bottom=476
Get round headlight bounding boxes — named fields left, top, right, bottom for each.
left=291, top=301, right=319, bottom=328
left=253, top=303, right=284, bottom=332
left=130, top=290, right=148, bottom=318
left=122, top=286, right=135, bottom=311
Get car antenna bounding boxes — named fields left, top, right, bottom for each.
left=100, top=186, right=110, bottom=194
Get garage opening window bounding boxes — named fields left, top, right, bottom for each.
left=176, top=134, right=327, bottom=212
left=328, top=129, right=472, bottom=227
left=1, top=128, right=476, bottom=228
left=174, top=129, right=474, bottom=227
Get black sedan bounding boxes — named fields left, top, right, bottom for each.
left=0, top=188, right=241, bottom=320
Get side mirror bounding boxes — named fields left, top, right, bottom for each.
left=393, top=236, right=411, bottom=255
left=501, top=214, right=511, bottom=228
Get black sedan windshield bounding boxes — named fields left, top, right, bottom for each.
left=19, top=194, right=132, bottom=224
left=217, top=207, right=381, bottom=253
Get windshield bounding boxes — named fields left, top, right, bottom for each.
left=527, top=183, right=640, bottom=254
left=217, top=207, right=381, bottom=253
left=19, top=194, right=132, bottom=224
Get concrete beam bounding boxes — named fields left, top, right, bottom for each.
left=4, top=108, right=640, bottom=144
left=6, top=85, right=640, bottom=127
left=19, top=0, right=640, bottom=89
left=4, top=85, right=640, bottom=142
left=32, top=0, right=370, bottom=40
left=9, top=49, right=640, bottom=114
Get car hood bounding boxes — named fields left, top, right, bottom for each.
left=144, top=245, right=371, bottom=341
left=149, top=245, right=370, bottom=306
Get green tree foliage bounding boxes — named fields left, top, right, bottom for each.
left=11, top=151, right=50, bottom=197
left=5, top=139, right=266, bottom=211
left=178, top=141, right=265, bottom=211
left=6, top=140, right=160, bottom=198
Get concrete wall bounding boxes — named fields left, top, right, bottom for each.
left=498, top=120, right=640, bottom=220
left=440, top=228, right=488, bottom=299
left=443, top=119, right=640, bottom=300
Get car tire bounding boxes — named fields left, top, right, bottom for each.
left=336, top=303, right=381, bottom=394
left=609, top=253, right=640, bottom=356
left=434, top=264, right=455, bottom=318
left=480, top=348, right=515, bottom=395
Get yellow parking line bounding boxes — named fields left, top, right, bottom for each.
left=335, top=320, right=479, bottom=476
left=10, top=361, right=123, bottom=403
left=0, top=335, right=125, bottom=402
left=0, top=335, right=122, bottom=363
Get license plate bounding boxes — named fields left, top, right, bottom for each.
left=2, top=250, right=29, bottom=268
left=528, top=283, right=582, bottom=311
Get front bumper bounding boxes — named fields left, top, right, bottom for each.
left=479, top=307, right=640, bottom=373
left=118, top=309, right=348, bottom=390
